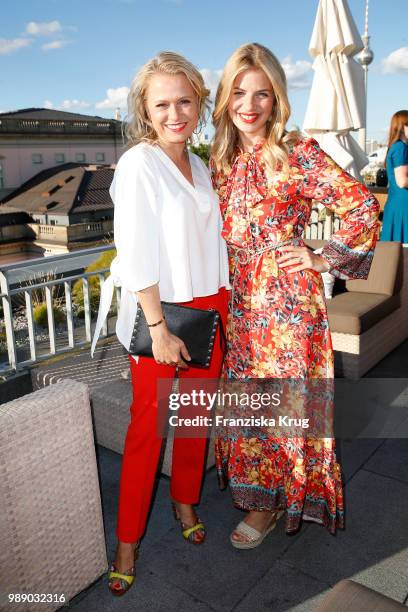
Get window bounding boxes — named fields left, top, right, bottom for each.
left=55, top=153, right=65, bottom=164
left=96, top=152, right=105, bottom=162
left=48, top=185, right=62, bottom=196
left=32, top=153, right=43, bottom=164
left=76, top=153, right=86, bottom=162
left=0, top=163, right=4, bottom=189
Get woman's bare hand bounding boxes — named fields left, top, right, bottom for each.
left=276, top=246, right=330, bottom=274
left=150, top=323, right=191, bottom=368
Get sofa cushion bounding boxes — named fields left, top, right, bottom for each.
left=316, top=579, right=406, bottom=612
left=306, top=240, right=402, bottom=297
left=345, top=241, right=402, bottom=296
left=305, top=239, right=326, bottom=251
left=327, top=292, right=400, bottom=334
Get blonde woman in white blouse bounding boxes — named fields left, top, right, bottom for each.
left=91, top=52, right=230, bottom=596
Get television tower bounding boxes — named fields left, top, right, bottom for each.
left=357, top=0, right=374, bottom=153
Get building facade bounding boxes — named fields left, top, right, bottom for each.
left=0, top=163, right=115, bottom=264
left=0, top=108, right=124, bottom=200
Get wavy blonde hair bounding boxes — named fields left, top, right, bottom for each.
left=212, top=43, right=300, bottom=175
left=125, top=51, right=210, bottom=146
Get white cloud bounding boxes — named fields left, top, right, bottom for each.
left=281, top=56, right=312, bottom=89
left=0, top=38, right=32, bottom=55
left=95, top=86, right=129, bottom=110
left=200, top=68, right=222, bottom=102
left=381, top=47, right=408, bottom=74
left=26, top=20, right=62, bottom=36
left=43, top=99, right=91, bottom=110
left=41, top=40, right=68, bottom=51
left=60, top=99, right=91, bottom=110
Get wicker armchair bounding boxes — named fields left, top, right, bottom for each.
left=0, top=379, right=107, bottom=611
left=306, top=241, right=408, bottom=378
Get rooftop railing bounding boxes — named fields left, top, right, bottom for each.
left=0, top=117, right=122, bottom=136
left=0, top=245, right=117, bottom=373
left=305, top=207, right=340, bottom=241
left=0, top=210, right=337, bottom=374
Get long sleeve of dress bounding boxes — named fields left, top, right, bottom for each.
left=209, top=157, right=228, bottom=198
left=300, top=138, right=380, bottom=280
left=209, top=157, right=218, bottom=190
left=111, top=149, right=160, bottom=292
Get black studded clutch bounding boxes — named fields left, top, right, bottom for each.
left=129, top=302, right=222, bottom=368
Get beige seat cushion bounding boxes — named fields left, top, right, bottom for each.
left=305, top=239, right=326, bottom=251
left=327, top=292, right=400, bottom=334
left=316, top=579, right=405, bottom=611
left=346, top=241, right=402, bottom=296
left=306, top=240, right=402, bottom=297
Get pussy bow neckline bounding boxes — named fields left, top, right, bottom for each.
left=221, top=142, right=267, bottom=248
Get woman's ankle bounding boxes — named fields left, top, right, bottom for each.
left=116, top=540, right=139, bottom=553
left=114, top=540, right=139, bottom=569
left=172, top=501, right=197, bottom=525
left=245, top=509, right=274, bottom=525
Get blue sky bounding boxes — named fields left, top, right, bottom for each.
left=1, top=0, right=407, bottom=143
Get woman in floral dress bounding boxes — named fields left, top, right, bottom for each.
left=210, top=43, right=380, bottom=548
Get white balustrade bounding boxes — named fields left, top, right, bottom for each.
left=0, top=206, right=339, bottom=373
left=0, top=245, right=115, bottom=373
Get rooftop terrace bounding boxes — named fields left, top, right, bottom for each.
left=2, top=335, right=405, bottom=611
left=1, top=237, right=407, bottom=611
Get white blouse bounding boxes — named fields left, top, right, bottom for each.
left=91, top=142, right=230, bottom=356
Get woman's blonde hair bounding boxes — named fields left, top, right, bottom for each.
left=125, top=51, right=210, bottom=146
left=212, top=43, right=300, bottom=175
left=387, top=110, right=408, bottom=153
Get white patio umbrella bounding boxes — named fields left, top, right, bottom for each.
left=303, top=0, right=368, bottom=178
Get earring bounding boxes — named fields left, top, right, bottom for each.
left=193, top=118, right=204, bottom=136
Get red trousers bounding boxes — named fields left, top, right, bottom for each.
left=116, top=288, right=229, bottom=543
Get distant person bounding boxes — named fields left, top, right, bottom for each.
left=381, top=110, right=408, bottom=242
left=91, top=52, right=229, bottom=596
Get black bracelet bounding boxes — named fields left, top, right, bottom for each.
left=147, top=316, right=165, bottom=328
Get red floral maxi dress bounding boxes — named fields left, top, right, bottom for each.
left=210, top=137, right=380, bottom=534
